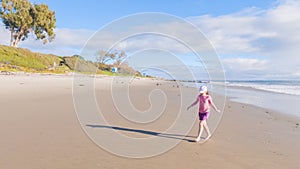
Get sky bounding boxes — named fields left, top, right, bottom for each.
left=0, top=0, right=300, bottom=80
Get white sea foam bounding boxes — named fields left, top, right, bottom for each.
left=227, top=81, right=300, bottom=96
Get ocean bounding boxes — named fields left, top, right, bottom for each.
left=226, top=80, right=300, bottom=96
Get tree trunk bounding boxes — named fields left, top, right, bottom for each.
left=10, top=28, right=19, bottom=47
left=13, top=40, right=19, bottom=47
left=10, top=28, right=15, bottom=47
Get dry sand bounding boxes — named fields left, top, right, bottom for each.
left=0, top=74, right=300, bottom=169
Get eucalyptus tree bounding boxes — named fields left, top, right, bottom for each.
left=0, top=0, right=56, bottom=47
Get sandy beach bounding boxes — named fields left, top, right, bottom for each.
left=1, top=74, right=300, bottom=169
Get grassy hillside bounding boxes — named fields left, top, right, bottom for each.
left=0, top=45, right=97, bottom=73
left=0, top=45, right=141, bottom=76
left=0, top=45, right=68, bottom=73
left=63, top=56, right=98, bottom=73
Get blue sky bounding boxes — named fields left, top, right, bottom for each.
left=31, top=0, right=275, bottom=29
left=1, top=0, right=300, bottom=80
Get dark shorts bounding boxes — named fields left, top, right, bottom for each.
left=199, top=112, right=210, bottom=121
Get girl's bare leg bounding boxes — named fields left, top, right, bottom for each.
left=195, top=121, right=204, bottom=142
left=203, top=121, right=211, bottom=139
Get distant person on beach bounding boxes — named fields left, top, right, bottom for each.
left=187, top=85, right=220, bottom=142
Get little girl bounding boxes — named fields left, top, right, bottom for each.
left=187, top=85, right=220, bottom=142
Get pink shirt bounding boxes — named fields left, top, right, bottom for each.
left=197, top=95, right=217, bottom=113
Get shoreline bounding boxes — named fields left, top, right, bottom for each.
left=224, top=85, right=300, bottom=118
left=1, top=74, right=300, bottom=168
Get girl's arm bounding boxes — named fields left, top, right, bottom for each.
left=209, top=96, right=221, bottom=113
left=187, top=96, right=199, bottom=110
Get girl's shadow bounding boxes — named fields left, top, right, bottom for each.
left=86, top=124, right=196, bottom=142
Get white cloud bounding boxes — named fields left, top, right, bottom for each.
left=223, top=58, right=267, bottom=71
left=189, top=0, right=300, bottom=79
left=81, top=20, right=216, bottom=55
left=21, top=28, right=95, bottom=56
left=0, top=26, right=94, bottom=56
left=0, top=24, right=11, bottom=45
left=189, top=14, right=261, bottom=53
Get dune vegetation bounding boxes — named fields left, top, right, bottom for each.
left=0, top=45, right=140, bottom=76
